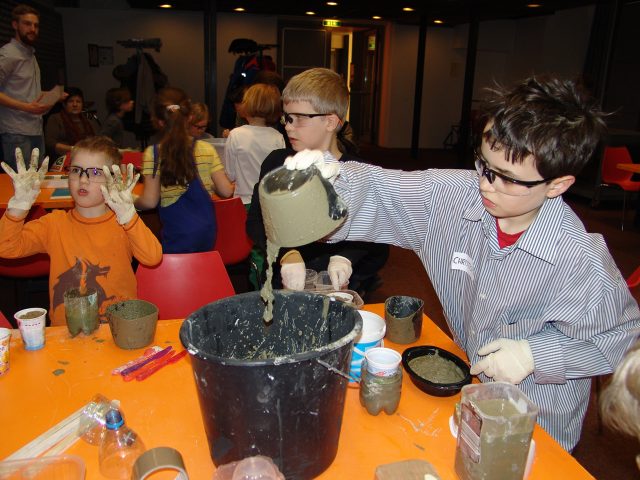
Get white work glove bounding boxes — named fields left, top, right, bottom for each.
left=470, top=338, right=534, bottom=385
left=100, top=163, right=140, bottom=225
left=280, top=249, right=306, bottom=290
left=328, top=255, right=352, bottom=290
left=1, top=148, right=48, bottom=212
left=283, top=149, right=340, bottom=183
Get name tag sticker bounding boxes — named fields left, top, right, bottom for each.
left=451, top=252, right=475, bottom=280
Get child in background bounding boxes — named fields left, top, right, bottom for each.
left=601, top=340, right=640, bottom=470
left=284, top=76, right=640, bottom=451
left=100, top=87, right=134, bottom=148
left=224, top=83, right=285, bottom=206
left=135, top=87, right=234, bottom=253
left=0, top=137, right=162, bottom=325
left=246, top=68, right=389, bottom=294
left=189, top=103, right=215, bottom=141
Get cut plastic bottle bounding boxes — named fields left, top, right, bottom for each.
left=98, top=408, right=146, bottom=479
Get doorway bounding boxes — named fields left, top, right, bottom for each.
left=277, top=20, right=383, bottom=146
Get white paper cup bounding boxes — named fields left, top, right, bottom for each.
left=349, top=310, right=386, bottom=382
left=0, top=328, right=11, bottom=376
left=364, top=347, right=402, bottom=377
left=15, top=308, right=47, bottom=351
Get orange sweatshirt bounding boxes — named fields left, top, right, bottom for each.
left=0, top=209, right=162, bottom=326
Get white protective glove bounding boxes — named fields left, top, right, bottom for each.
left=280, top=249, right=306, bottom=290
left=328, top=255, right=352, bottom=290
left=100, top=163, right=140, bottom=225
left=1, top=148, right=48, bottom=212
left=283, top=149, right=340, bottom=183
left=470, top=338, right=534, bottom=384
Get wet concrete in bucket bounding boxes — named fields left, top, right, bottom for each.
left=183, top=292, right=357, bottom=362
left=179, top=291, right=363, bottom=479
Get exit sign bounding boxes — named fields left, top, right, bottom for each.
left=323, top=19, right=342, bottom=27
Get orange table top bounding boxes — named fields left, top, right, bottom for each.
left=0, top=304, right=593, bottom=479
left=0, top=173, right=145, bottom=210
left=0, top=173, right=221, bottom=210
left=617, top=162, right=640, bottom=174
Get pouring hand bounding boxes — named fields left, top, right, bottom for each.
left=328, top=255, right=352, bottom=290
left=470, top=338, right=534, bottom=384
left=1, top=148, right=48, bottom=212
left=283, top=149, right=340, bottom=183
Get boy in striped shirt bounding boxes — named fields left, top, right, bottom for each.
left=285, top=76, right=640, bottom=451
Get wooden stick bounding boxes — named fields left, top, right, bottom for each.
left=3, top=405, right=84, bottom=460
left=43, top=431, right=81, bottom=457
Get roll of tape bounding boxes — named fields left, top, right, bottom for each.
left=131, top=446, right=188, bottom=480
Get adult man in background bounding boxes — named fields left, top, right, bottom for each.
left=0, top=4, right=56, bottom=169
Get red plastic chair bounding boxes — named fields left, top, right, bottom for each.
left=0, top=310, right=12, bottom=329
left=136, top=250, right=235, bottom=320
left=121, top=151, right=143, bottom=170
left=213, top=197, right=253, bottom=265
left=600, top=146, right=640, bottom=230
left=628, top=266, right=640, bottom=289
left=0, top=206, right=51, bottom=313
left=0, top=206, right=51, bottom=278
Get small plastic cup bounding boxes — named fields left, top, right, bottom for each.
left=107, top=300, right=158, bottom=350
left=349, top=310, right=386, bottom=383
left=0, top=328, right=11, bottom=376
left=315, top=270, right=348, bottom=291
left=314, top=270, right=333, bottom=291
left=231, top=456, right=282, bottom=480
left=14, top=308, right=47, bottom=351
left=64, top=287, right=99, bottom=337
left=364, top=347, right=402, bottom=377
left=384, top=295, right=424, bottom=344
left=304, top=269, right=318, bottom=290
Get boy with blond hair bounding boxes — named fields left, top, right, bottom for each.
left=0, top=136, right=162, bottom=325
left=247, top=67, right=388, bottom=294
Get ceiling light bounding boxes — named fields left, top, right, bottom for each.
left=527, top=3, right=542, bottom=7
left=327, top=2, right=338, bottom=5
left=372, top=15, right=382, bottom=20
left=234, top=7, right=245, bottom=12
left=306, top=11, right=316, bottom=15
left=402, top=7, right=415, bottom=12
left=433, top=19, right=443, bottom=24
left=158, top=3, right=172, bottom=7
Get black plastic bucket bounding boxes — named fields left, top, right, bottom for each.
left=179, top=290, right=362, bottom=480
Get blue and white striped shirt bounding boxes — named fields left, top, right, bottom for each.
left=332, top=163, right=640, bottom=451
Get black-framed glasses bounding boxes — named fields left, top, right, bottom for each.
left=67, top=165, right=106, bottom=182
left=280, top=112, right=332, bottom=126
left=474, top=149, right=551, bottom=196
left=192, top=123, right=208, bottom=131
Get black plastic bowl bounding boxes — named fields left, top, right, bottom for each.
left=402, top=345, right=471, bottom=397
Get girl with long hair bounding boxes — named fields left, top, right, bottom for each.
left=135, top=87, right=233, bottom=253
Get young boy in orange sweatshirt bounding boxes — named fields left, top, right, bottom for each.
left=0, top=136, right=162, bottom=325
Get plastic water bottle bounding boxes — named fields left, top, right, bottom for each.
left=98, top=408, right=146, bottom=479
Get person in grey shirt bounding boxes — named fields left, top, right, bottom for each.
left=0, top=4, right=60, bottom=169
left=284, top=76, right=640, bottom=451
